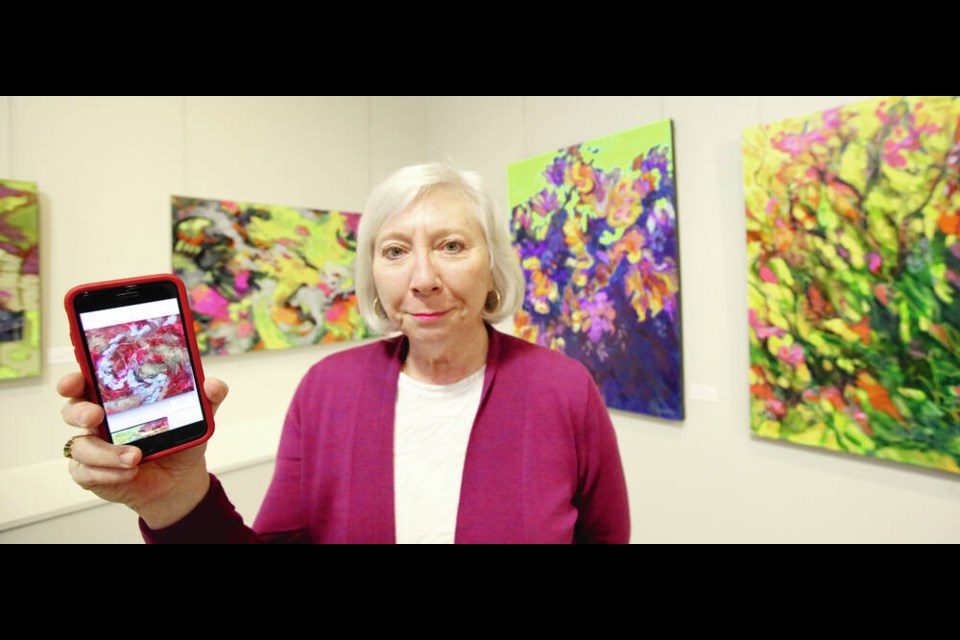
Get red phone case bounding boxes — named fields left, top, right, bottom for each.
left=64, top=273, right=215, bottom=461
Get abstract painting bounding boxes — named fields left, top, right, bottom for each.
left=509, top=120, right=683, bottom=419
left=0, top=179, right=39, bottom=380
left=173, top=196, right=370, bottom=355
left=744, top=96, right=960, bottom=474
left=84, top=315, right=195, bottom=415
left=113, top=417, right=169, bottom=445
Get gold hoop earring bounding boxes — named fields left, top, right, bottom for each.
left=373, top=297, right=388, bottom=319
left=484, top=289, right=502, bottom=313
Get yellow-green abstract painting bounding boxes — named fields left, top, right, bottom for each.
left=0, top=179, right=40, bottom=379
left=172, top=196, right=370, bottom=355
left=744, top=96, right=960, bottom=474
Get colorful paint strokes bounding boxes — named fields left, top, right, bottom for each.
left=744, top=96, right=960, bottom=474
left=112, top=417, right=170, bottom=445
left=84, top=315, right=195, bottom=415
left=509, top=120, right=683, bottom=419
left=173, top=196, right=370, bottom=355
left=0, top=179, right=39, bottom=380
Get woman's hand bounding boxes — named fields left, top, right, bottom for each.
left=57, top=372, right=229, bottom=529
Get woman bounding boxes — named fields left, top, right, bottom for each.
left=59, top=163, right=630, bottom=543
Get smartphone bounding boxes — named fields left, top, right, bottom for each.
left=64, top=274, right=214, bottom=461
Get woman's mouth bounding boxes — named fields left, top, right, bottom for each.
left=410, top=310, right=449, bottom=322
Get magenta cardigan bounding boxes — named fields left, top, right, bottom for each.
left=141, top=326, right=630, bottom=543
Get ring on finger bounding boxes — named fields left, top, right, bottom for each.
left=63, top=434, right=88, bottom=459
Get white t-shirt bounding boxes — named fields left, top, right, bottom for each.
left=393, top=366, right=485, bottom=544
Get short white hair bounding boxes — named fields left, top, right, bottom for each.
left=355, top=162, right=525, bottom=334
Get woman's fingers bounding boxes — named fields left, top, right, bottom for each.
left=56, top=371, right=87, bottom=399
left=58, top=371, right=138, bottom=489
left=68, top=459, right=139, bottom=489
left=204, top=377, right=229, bottom=417
left=58, top=371, right=105, bottom=431
left=66, top=435, right=142, bottom=490
left=66, top=434, right=141, bottom=469
left=61, top=398, right=104, bottom=431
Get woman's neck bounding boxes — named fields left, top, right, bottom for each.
left=403, top=324, right=489, bottom=385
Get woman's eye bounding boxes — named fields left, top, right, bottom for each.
left=383, top=246, right=405, bottom=258
left=443, top=241, right=463, bottom=252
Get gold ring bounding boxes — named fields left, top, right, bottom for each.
left=63, top=435, right=79, bottom=459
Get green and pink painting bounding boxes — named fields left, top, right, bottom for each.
left=509, top=120, right=683, bottom=419
left=744, top=95, right=960, bottom=474
left=0, top=179, right=39, bottom=379
left=172, top=196, right=370, bottom=355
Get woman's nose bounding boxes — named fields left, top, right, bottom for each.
left=410, top=250, right=441, bottom=293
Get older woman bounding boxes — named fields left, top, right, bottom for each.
left=59, top=163, right=630, bottom=543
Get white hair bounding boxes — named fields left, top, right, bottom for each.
left=355, top=162, right=525, bottom=334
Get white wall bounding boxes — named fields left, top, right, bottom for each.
left=1, top=96, right=957, bottom=543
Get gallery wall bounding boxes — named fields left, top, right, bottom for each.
left=0, top=96, right=957, bottom=543
left=0, top=96, right=427, bottom=541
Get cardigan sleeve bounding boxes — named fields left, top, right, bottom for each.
left=572, top=378, right=631, bottom=544
left=138, top=473, right=303, bottom=544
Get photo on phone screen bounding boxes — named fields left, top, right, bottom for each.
left=78, top=298, right=204, bottom=446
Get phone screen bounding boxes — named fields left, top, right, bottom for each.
left=76, top=292, right=205, bottom=447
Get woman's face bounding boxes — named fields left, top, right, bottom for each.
left=372, top=187, right=493, bottom=347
